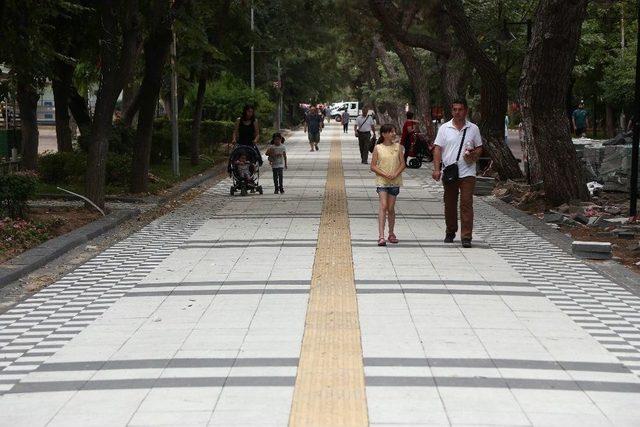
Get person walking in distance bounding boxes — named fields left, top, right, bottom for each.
left=370, top=124, right=406, bottom=246
left=342, top=109, right=350, bottom=133
left=432, top=99, right=483, bottom=248
left=265, top=133, right=287, bottom=194
left=355, top=107, right=376, bottom=164
left=572, top=101, right=589, bottom=137
left=304, top=106, right=324, bottom=152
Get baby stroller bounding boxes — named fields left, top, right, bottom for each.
left=404, top=131, right=435, bottom=169
left=227, top=145, right=263, bottom=196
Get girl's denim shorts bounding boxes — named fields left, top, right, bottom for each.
left=376, top=186, right=400, bottom=197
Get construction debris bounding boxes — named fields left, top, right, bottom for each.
left=572, top=241, right=613, bottom=260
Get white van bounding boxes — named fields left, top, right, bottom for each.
left=329, top=101, right=359, bottom=122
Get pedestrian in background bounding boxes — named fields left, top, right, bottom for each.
left=304, top=106, right=324, bottom=152
left=371, top=124, right=405, bottom=246
left=265, top=133, right=287, bottom=194
left=572, top=102, right=589, bottom=137
left=432, top=98, right=483, bottom=248
left=355, top=107, right=376, bottom=164
left=342, top=109, right=350, bottom=133
left=401, top=111, right=420, bottom=164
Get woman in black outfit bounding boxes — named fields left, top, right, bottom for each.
left=233, top=105, right=260, bottom=146
left=232, top=105, right=262, bottom=165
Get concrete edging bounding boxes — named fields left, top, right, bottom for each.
left=0, top=209, right=139, bottom=288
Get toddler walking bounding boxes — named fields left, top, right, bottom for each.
left=265, top=133, right=287, bottom=194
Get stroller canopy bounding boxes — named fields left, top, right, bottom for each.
left=229, top=145, right=261, bottom=163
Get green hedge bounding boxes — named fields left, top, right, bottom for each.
left=38, top=151, right=131, bottom=187
left=0, top=171, right=38, bottom=218
left=151, top=118, right=234, bottom=163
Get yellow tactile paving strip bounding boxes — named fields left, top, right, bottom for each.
left=289, top=136, right=369, bottom=426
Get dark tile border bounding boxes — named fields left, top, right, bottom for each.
left=484, top=197, right=640, bottom=298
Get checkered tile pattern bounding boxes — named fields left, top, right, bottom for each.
left=0, top=179, right=233, bottom=392
left=410, top=169, right=640, bottom=377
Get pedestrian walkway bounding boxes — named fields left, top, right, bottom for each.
left=1, top=124, right=640, bottom=426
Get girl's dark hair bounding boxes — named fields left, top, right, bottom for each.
left=377, top=124, right=396, bottom=145
left=406, top=111, right=414, bottom=119
left=270, top=132, right=285, bottom=144
left=241, top=104, right=255, bottom=121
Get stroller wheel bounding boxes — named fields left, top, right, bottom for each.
left=241, top=187, right=248, bottom=196
left=230, top=186, right=235, bottom=196
left=257, top=186, right=263, bottom=195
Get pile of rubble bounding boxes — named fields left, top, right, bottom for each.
left=577, top=132, right=640, bottom=193
left=540, top=203, right=639, bottom=264
left=540, top=201, right=633, bottom=229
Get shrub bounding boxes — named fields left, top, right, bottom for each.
left=76, top=123, right=135, bottom=154
left=0, top=171, right=38, bottom=218
left=39, top=151, right=87, bottom=184
left=106, top=153, right=132, bottom=186
left=151, top=118, right=234, bottom=163
left=182, top=72, right=275, bottom=124
left=39, top=151, right=131, bottom=187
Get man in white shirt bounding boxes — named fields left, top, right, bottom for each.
left=354, top=107, right=376, bottom=164
left=432, top=99, right=483, bottom=248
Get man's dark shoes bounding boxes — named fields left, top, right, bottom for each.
left=280, top=188, right=285, bottom=194
left=444, top=233, right=455, bottom=243
left=461, top=239, right=472, bottom=248
left=274, top=189, right=279, bottom=194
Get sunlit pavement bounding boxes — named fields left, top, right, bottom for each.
left=1, top=124, right=640, bottom=426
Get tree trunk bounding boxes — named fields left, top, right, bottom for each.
left=86, top=0, right=141, bottom=208
left=605, top=104, right=616, bottom=137
left=190, top=73, right=207, bottom=166
left=390, top=37, right=431, bottom=126
left=130, top=1, right=174, bottom=193
left=122, top=83, right=141, bottom=127
left=16, top=76, right=40, bottom=170
left=436, top=49, right=470, bottom=120
left=69, top=87, right=92, bottom=137
left=519, top=0, right=589, bottom=205
left=372, top=35, right=406, bottom=130
left=52, top=60, right=74, bottom=152
left=442, top=0, right=522, bottom=181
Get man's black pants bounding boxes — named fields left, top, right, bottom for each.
left=358, top=131, right=371, bottom=163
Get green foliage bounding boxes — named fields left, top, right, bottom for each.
left=183, top=72, right=275, bottom=123
left=599, top=45, right=636, bottom=108
left=38, top=151, right=87, bottom=184
left=0, top=171, right=38, bottom=218
left=38, top=151, right=131, bottom=187
left=574, top=0, right=637, bottom=111
left=76, top=124, right=135, bottom=154
left=152, top=118, right=234, bottom=163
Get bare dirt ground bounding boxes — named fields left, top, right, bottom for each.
left=1, top=207, right=101, bottom=263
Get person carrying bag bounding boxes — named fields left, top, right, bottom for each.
left=355, top=106, right=376, bottom=164
left=432, top=98, right=483, bottom=248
